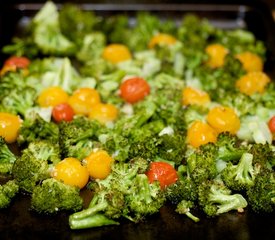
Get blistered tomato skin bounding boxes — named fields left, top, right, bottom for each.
left=182, top=87, right=210, bottom=106
left=146, top=162, right=178, bottom=189
left=235, top=72, right=271, bottom=96
left=84, top=150, right=113, bottom=180
left=102, top=44, right=132, bottom=64
left=235, top=51, right=263, bottom=72
left=52, top=157, right=89, bottom=189
left=187, top=120, right=218, bottom=148
left=4, top=56, right=30, bottom=69
left=205, top=44, right=228, bottom=68
left=88, top=103, right=118, bottom=124
left=207, top=106, right=240, bottom=134
left=52, top=103, right=75, bottom=123
left=37, top=86, right=69, bottom=107
left=148, top=33, right=177, bottom=48
left=68, top=88, right=101, bottom=116
left=0, top=112, right=21, bottom=143
left=120, top=77, right=150, bottom=103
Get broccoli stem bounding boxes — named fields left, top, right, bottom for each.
left=185, top=211, right=200, bottom=223
left=70, top=201, right=108, bottom=220
left=69, top=213, right=119, bottom=229
left=136, top=174, right=152, bottom=204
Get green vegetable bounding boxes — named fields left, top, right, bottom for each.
left=0, top=137, right=17, bottom=174
left=0, top=180, right=19, bottom=209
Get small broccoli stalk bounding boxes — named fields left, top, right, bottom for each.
left=126, top=174, right=166, bottom=222
left=1, top=87, right=37, bottom=118
left=0, top=180, right=19, bottom=209
left=68, top=184, right=123, bottom=229
left=216, top=132, right=247, bottom=163
left=198, top=180, right=248, bottom=217
left=246, top=169, right=275, bottom=213
left=0, top=137, right=17, bottom=174
left=31, top=178, right=83, bottom=214
left=176, top=200, right=200, bottom=222
left=17, top=114, right=59, bottom=146
left=221, top=153, right=255, bottom=191
left=12, top=148, right=52, bottom=193
left=186, top=143, right=218, bottom=185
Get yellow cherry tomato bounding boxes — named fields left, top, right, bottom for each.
left=205, top=43, right=228, bottom=68
left=88, top=103, right=118, bottom=124
left=102, top=44, right=132, bottom=64
left=51, top=157, right=89, bottom=189
left=235, top=51, right=263, bottom=72
left=0, top=112, right=21, bottom=143
left=187, top=120, right=218, bottom=148
left=235, top=72, right=271, bottom=96
left=148, top=33, right=177, bottom=48
left=84, top=150, right=114, bottom=180
left=182, top=87, right=211, bottom=106
left=207, top=106, right=240, bottom=134
left=37, top=86, right=69, bottom=107
left=68, top=88, right=101, bottom=116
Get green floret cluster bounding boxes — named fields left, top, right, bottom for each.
left=0, top=0, right=275, bottom=231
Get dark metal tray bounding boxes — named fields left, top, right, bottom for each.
left=0, top=1, right=275, bottom=239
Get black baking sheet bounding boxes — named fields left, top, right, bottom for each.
left=0, top=1, right=275, bottom=239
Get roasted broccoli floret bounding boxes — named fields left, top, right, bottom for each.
left=164, top=177, right=198, bottom=204
left=216, top=132, right=247, bottom=163
left=221, top=152, right=255, bottom=191
left=0, top=180, right=19, bottom=209
left=0, top=137, right=17, bottom=174
left=186, top=143, right=218, bottom=185
left=175, top=200, right=200, bottom=222
left=126, top=174, right=166, bottom=222
left=198, top=179, right=248, bottom=217
left=246, top=169, right=275, bottom=213
left=58, top=116, right=101, bottom=160
left=17, top=114, right=59, bottom=146
left=31, top=178, right=83, bottom=214
left=12, top=146, right=52, bottom=193
left=1, top=87, right=36, bottom=118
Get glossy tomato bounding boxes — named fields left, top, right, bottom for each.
left=4, top=56, right=30, bottom=69
left=119, top=77, right=150, bottom=103
left=52, top=103, right=75, bottom=123
left=268, top=116, right=275, bottom=133
left=146, top=162, right=178, bottom=189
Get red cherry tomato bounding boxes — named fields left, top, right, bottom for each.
left=146, top=162, right=178, bottom=189
left=52, top=103, right=75, bottom=123
left=119, top=77, right=150, bottom=103
left=4, top=56, right=30, bottom=69
left=268, top=116, right=275, bottom=133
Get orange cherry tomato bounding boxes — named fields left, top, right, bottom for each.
left=102, top=44, right=132, bottom=64
left=205, top=43, right=228, bottom=68
left=148, top=33, right=177, bottom=48
left=187, top=120, right=218, bottom=148
left=182, top=87, right=210, bottom=106
left=207, top=106, right=240, bottom=134
left=37, top=86, right=69, bottom=107
left=52, top=103, right=75, bottom=123
left=4, top=56, right=30, bottom=69
left=235, top=51, right=263, bottom=72
left=84, top=150, right=114, bottom=180
left=0, top=112, right=21, bottom=143
left=51, top=157, right=89, bottom=189
left=235, top=72, right=271, bottom=96
left=88, top=103, right=118, bottom=124
left=68, top=88, right=101, bottom=116
left=146, top=162, right=178, bottom=189
left=268, top=116, right=275, bottom=133
left=119, top=77, right=150, bottom=103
